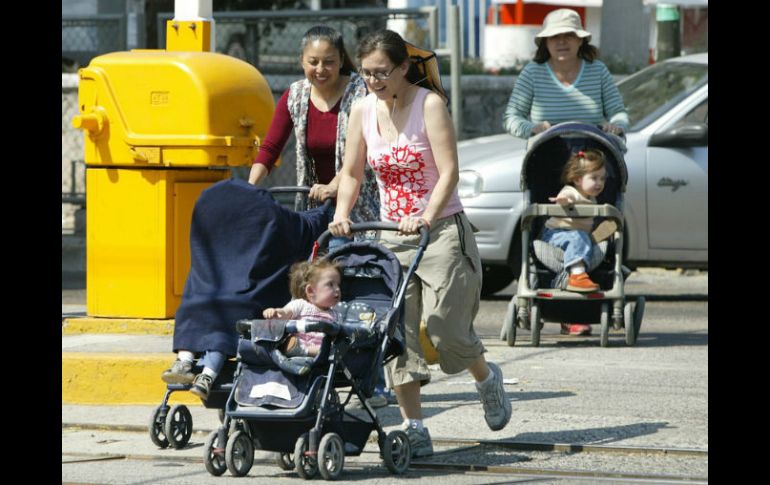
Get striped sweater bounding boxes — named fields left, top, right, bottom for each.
left=503, top=60, right=629, bottom=139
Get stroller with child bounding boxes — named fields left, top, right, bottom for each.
left=203, top=223, right=429, bottom=479
left=148, top=183, right=330, bottom=450
left=500, top=122, right=645, bottom=348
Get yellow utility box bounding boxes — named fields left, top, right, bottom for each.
left=74, top=51, right=275, bottom=318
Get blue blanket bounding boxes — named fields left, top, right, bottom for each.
left=173, top=178, right=329, bottom=356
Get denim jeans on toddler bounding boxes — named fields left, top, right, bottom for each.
left=541, top=228, right=593, bottom=270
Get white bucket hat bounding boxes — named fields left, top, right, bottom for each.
left=535, top=9, right=591, bottom=46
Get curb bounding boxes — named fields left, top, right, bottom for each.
left=62, top=317, right=175, bottom=335
left=62, top=352, right=199, bottom=405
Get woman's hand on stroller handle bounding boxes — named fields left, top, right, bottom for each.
left=309, top=183, right=337, bottom=202
left=320, top=221, right=430, bottom=250
left=397, top=216, right=431, bottom=235
left=268, top=185, right=334, bottom=212
left=599, top=122, right=625, bottom=137
left=328, top=217, right=353, bottom=237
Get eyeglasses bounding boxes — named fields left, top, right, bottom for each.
left=358, top=65, right=398, bottom=81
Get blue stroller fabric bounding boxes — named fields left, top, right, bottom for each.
left=173, top=178, right=330, bottom=356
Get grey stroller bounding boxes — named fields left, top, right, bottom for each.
left=500, top=122, right=645, bottom=347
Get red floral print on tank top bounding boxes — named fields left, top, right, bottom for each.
left=369, top=144, right=429, bottom=221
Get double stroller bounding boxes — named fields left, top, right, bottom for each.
left=500, top=122, right=645, bottom=347
left=205, top=222, right=429, bottom=479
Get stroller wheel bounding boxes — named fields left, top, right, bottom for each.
left=623, top=301, right=636, bottom=346
left=599, top=302, right=611, bottom=348
left=203, top=430, right=227, bottom=476
left=148, top=405, right=169, bottom=449
left=382, top=430, right=411, bottom=475
left=633, top=297, right=645, bottom=343
left=274, top=452, right=294, bottom=470
left=225, top=430, right=254, bottom=477
left=294, top=433, right=318, bottom=479
left=502, top=300, right=517, bottom=347
left=318, top=432, right=345, bottom=480
left=529, top=302, right=541, bottom=347
left=164, top=404, right=193, bottom=449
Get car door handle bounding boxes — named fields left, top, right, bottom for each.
left=657, top=177, right=688, bottom=192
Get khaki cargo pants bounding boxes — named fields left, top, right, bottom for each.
left=381, top=211, right=486, bottom=387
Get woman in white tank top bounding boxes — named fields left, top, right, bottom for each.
left=329, top=30, right=512, bottom=458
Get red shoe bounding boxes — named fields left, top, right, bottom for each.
left=566, top=273, right=600, bottom=292
left=561, top=324, right=592, bottom=336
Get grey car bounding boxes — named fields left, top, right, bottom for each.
left=457, top=53, right=708, bottom=295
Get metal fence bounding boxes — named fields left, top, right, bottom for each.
left=62, top=14, right=127, bottom=69
left=157, top=8, right=437, bottom=73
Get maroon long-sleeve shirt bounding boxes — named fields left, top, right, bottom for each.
left=254, top=88, right=341, bottom=184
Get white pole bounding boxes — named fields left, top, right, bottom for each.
left=173, top=0, right=215, bottom=51
left=478, top=0, right=485, bottom=61
left=449, top=4, right=462, bottom=136
left=468, top=0, right=476, bottom=58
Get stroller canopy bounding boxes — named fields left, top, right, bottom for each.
left=520, top=122, right=628, bottom=206
left=326, top=240, right=403, bottom=316
left=173, top=178, right=330, bottom=356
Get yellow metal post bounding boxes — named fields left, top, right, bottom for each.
left=166, top=20, right=212, bottom=52
left=73, top=48, right=274, bottom=318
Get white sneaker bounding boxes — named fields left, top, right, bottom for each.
left=476, top=362, right=512, bottom=431
left=402, top=422, right=434, bottom=458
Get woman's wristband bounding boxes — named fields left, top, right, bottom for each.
left=418, top=217, right=432, bottom=231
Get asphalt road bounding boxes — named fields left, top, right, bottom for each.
left=61, top=269, right=707, bottom=484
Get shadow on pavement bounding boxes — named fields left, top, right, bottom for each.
left=510, top=421, right=673, bottom=446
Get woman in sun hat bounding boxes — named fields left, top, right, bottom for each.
left=503, top=9, right=628, bottom=337
left=503, top=8, right=628, bottom=140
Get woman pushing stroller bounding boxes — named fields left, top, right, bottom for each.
left=329, top=29, right=512, bottom=458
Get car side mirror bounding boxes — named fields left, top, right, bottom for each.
left=648, top=123, right=708, bottom=148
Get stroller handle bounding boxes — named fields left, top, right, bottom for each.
left=267, top=186, right=333, bottom=210
left=316, top=221, right=430, bottom=250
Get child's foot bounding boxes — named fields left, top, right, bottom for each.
left=566, top=273, right=600, bottom=292
left=560, top=323, right=592, bottom=336
left=161, top=359, right=194, bottom=385
left=190, top=373, right=213, bottom=400
left=592, top=220, right=618, bottom=244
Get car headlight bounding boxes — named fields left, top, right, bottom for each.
left=458, top=170, right=483, bottom=198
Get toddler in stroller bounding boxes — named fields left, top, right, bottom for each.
left=501, top=122, right=644, bottom=348
left=262, top=259, right=343, bottom=358
left=203, top=222, right=429, bottom=479
left=541, top=148, right=614, bottom=293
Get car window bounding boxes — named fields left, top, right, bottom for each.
left=618, top=61, right=708, bottom=132
left=673, top=99, right=708, bottom=127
